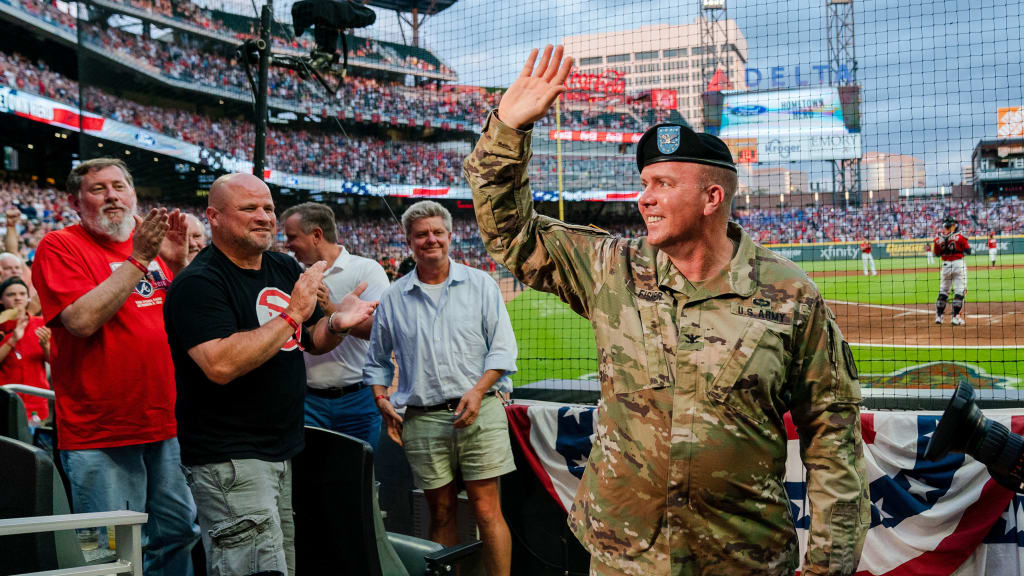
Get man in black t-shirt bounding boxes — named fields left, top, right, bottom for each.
left=164, top=173, right=377, bottom=576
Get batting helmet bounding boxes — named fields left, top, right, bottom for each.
left=942, top=216, right=958, bottom=229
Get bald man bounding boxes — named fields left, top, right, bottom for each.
left=160, top=214, right=206, bottom=266
left=185, top=214, right=207, bottom=263
left=164, top=173, right=377, bottom=576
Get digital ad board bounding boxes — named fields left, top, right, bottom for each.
left=718, top=86, right=862, bottom=162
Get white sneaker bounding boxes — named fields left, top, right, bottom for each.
left=872, top=271, right=878, bottom=276
left=935, top=314, right=943, bottom=324
left=952, top=315, right=965, bottom=326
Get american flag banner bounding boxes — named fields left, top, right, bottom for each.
left=505, top=403, right=1024, bottom=575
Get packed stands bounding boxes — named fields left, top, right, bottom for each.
left=7, top=0, right=658, bottom=134
left=0, top=178, right=79, bottom=263
left=733, top=197, right=1024, bottom=244
left=5, top=170, right=1024, bottom=280
left=3, top=48, right=636, bottom=188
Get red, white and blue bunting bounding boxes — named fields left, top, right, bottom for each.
left=506, top=403, right=1024, bottom=575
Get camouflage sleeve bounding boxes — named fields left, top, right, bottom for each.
left=788, top=294, right=871, bottom=575
left=464, top=111, right=611, bottom=319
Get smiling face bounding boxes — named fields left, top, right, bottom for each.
left=282, top=213, right=320, bottom=266
left=407, top=215, right=451, bottom=268
left=72, top=165, right=138, bottom=242
left=637, top=161, right=717, bottom=251
left=208, top=174, right=276, bottom=256
left=186, top=216, right=206, bottom=261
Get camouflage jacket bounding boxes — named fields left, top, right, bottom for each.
left=465, top=112, right=870, bottom=575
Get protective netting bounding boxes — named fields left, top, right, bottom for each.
left=1, top=0, right=1021, bottom=406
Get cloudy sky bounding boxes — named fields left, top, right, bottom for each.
left=240, top=0, right=1021, bottom=186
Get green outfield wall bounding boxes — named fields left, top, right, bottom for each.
left=765, top=236, right=1024, bottom=262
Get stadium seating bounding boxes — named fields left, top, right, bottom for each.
left=291, top=426, right=482, bottom=576
left=0, top=435, right=84, bottom=573
left=7, top=0, right=652, bottom=134
left=0, top=386, right=33, bottom=444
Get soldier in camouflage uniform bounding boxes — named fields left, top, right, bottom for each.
left=463, top=46, right=870, bottom=576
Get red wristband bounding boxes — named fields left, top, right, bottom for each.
left=126, top=256, right=149, bottom=275
left=375, top=395, right=389, bottom=402
left=278, top=312, right=304, bottom=351
left=278, top=312, right=300, bottom=333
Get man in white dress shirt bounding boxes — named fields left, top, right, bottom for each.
left=282, top=202, right=389, bottom=451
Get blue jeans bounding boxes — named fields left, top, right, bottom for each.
left=61, top=438, right=199, bottom=576
left=182, top=459, right=293, bottom=576
left=304, top=386, right=382, bottom=452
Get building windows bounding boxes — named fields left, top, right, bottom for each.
left=579, top=56, right=604, bottom=67
left=607, top=53, right=631, bottom=64
left=635, top=50, right=660, bottom=61
left=663, top=47, right=689, bottom=59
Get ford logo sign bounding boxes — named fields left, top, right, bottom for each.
left=730, top=105, right=767, bottom=116
left=134, top=132, right=157, bottom=148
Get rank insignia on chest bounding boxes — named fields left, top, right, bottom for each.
left=678, top=332, right=704, bottom=350
left=734, top=305, right=788, bottom=324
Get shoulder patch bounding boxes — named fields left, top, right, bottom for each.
left=842, top=340, right=859, bottom=379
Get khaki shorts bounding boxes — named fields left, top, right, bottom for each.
left=402, top=394, right=516, bottom=490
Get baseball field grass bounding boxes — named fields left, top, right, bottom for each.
left=506, top=252, right=1024, bottom=388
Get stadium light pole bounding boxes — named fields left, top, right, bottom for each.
left=556, top=97, right=565, bottom=221
left=253, top=1, right=273, bottom=181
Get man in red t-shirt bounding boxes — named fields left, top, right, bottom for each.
left=32, top=158, right=199, bottom=575
left=988, top=232, right=998, bottom=266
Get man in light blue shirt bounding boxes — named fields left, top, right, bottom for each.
left=364, top=200, right=517, bottom=576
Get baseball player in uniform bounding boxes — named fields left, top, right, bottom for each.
left=925, top=242, right=935, bottom=265
left=988, top=233, right=998, bottom=266
left=934, top=216, right=971, bottom=325
left=860, top=239, right=877, bottom=276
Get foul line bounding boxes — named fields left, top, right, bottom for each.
left=826, top=299, right=992, bottom=319
left=849, top=342, right=1022, bottom=350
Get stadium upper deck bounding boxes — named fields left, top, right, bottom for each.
left=1, top=0, right=660, bottom=135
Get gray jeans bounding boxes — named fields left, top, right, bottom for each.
left=181, top=459, right=294, bottom=576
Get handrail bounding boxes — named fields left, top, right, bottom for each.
left=2, top=383, right=55, bottom=401
left=0, top=510, right=148, bottom=576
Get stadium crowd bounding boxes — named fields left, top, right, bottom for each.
left=12, top=0, right=455, bottom=77
left=4, top=47, right=639, bottom=187
left=734, top=197, right=1024, bottom=244
left=5, top=175, right=1023, bottom=278
left=10, top=0, right=646, bottom=133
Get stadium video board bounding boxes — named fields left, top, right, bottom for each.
left=718, top=86, right=862, bottom=163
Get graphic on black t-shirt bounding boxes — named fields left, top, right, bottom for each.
left=165, top=245, right=321, bottom=465
left=255, top=287, right=300, bottom=351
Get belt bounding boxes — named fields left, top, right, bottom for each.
left=406, top=391, right=501, bottom=413
left=306, top=384, right=364, bottom=399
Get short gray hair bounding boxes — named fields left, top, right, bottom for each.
left=401, top=201, right=452, bottom=236
left=0, top=252, right=22, bottom=267
left=280, top=202, right=338, bottom=243
left=66, top=158, right=134, bottom=196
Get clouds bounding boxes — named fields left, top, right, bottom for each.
left=258, top=0, right=1021, bottom=187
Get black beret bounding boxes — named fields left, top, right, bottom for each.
left=636, top=123, right=736, bottom=173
